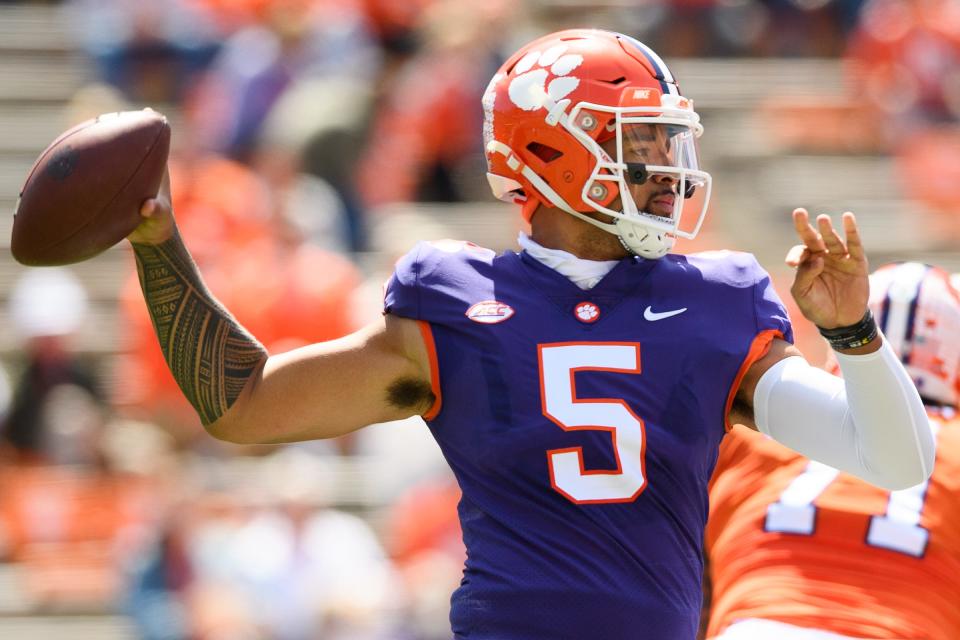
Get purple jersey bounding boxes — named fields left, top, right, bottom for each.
left=383, top=241, right=792, bottom=640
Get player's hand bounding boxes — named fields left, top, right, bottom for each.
left=785, top=208, right=868, bottom=329
left=128, top=168, right=175, bottom=245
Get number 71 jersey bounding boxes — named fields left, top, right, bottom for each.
left=384, top=240, right=792, bottom=640
left=706, top=411, right=960, bottom=640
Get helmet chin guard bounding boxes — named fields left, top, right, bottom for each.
left=614, top=214, right=675, bottom=258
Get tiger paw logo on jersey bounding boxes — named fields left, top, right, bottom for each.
left=507, top=45, right=584, bottom=112
left=574, top=301, right=600, bottom=323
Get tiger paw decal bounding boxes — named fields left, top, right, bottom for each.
left=508, top=45, right=584, bottom=112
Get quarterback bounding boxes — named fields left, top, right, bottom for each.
left=128, top=30, right=933, bottom=639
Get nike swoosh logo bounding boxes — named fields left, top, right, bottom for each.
left=644, top=306, right=687, bottom=321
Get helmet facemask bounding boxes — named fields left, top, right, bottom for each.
left=565, top=96, right=712, bottom=259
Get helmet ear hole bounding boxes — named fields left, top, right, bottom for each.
left=526, top=142, right=563, bottom=163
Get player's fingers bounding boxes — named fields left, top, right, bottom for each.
left=793, top=254, right=825, bottom=293
left=842, top=212, right=865, bottom=261
left=139, top=198, right=156, bottom=218
left=817, top=214, right=847, bottom=255
left=793, top=208, right=826, bottom=253
left=792, top=208, right=812, bottom=236
left=784, top=244, right=808, bottom=267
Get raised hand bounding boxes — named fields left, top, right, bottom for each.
left=128, top=168, right=175, bottom=246
left=785, top=208, right=869, bottom=330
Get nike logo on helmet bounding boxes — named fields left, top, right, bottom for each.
left=644, top=306, right=687, bottom=321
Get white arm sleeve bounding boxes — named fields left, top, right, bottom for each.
left=753, top=339, right=935, bottom=490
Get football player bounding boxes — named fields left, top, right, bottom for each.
left=128, top=30, right=933, bottom=639
left=705, top=262, right=960, bottom=640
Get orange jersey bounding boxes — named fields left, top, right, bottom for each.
left=706, top=409, right=960, bottom=640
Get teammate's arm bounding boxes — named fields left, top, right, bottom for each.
left=729, top=209, right=934, bottom=490
left=128, top=173, right=434, bottom=444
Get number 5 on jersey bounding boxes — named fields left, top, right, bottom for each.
left=539, top=342, right=647, bottom=504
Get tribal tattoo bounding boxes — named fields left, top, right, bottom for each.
left=132, top=232, right=268, bottom=425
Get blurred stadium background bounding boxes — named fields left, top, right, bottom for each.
left=0, top=0, right=958, bottom=638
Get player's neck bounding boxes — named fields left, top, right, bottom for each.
left=518, top=233, right=620, bottom=290
left=529, top=207, right=629, bottom=261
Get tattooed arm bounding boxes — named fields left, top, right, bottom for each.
left=131, top=230, right=268, bottom=425
left=128, top=172, right=434, bottom=444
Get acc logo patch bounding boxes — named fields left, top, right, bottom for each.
left=466, top=300, right=515, bottom=324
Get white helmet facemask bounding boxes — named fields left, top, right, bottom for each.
left=563, top=96, right=712, bottom=259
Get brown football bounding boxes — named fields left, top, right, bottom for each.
left=11, top=109, right=170, bottom=266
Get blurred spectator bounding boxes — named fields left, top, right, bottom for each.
left=847, top=0, right=960, bottom=129
left=0, top=267, right=174, bottom=612
left=1, top=268, right=108, bottom=467
left=255, top=76, right=376, bottom=253
left=0, top=267, right=173, bottom=610
left=385, top=474, right=463, bottom=640
left=122, top=510, right=193, bottom=640
left=0, top=462, right=167, bottom=608
left=895, top=127, right=960, bottom=231
left=187, top=0, right=381, bottom=162
left=361, top=0, right=435, bottom=54
left=529, top=0, right=870, bottom=59
left=63, top=0, right=222, bottom=104
left=155, top=154, right=275, bottom=264
left=845, top=0, right=960, bottom=235
left=356, top=0, right=511, bottom=208
left=125, top=448, right=403, bottom=640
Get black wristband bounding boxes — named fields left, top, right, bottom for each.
left=817, top=309, right=879, bottom=351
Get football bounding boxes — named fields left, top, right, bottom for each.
left=11, top=109, right=170, bottom=266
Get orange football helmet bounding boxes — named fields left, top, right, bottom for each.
left=869, top=262, right=960, bottom=407
left=483, top=29, right=711, bottom=259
